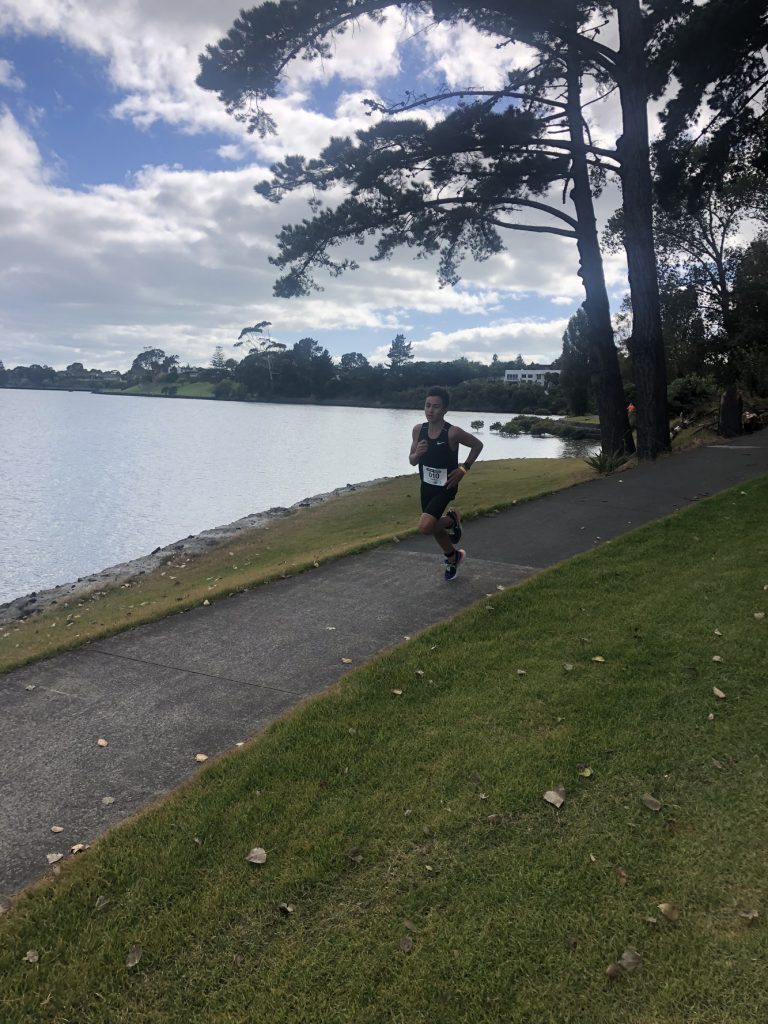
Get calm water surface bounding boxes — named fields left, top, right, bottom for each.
left=0, top=390, right=596, bottom=602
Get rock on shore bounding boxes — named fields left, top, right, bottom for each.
left=0, top=477, right=389, bottom=629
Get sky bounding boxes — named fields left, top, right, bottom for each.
left=0, top=1, right=632, bottom=371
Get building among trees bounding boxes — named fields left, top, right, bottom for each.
left=504, top=366, right=560, bottom=385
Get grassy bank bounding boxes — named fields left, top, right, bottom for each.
left=0, top=459, right=592, bottom=675
left=1, top=479, right=765, bottom=1023
left=115, top=382, right=216, bottom=399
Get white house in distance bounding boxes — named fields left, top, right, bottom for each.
left=504, top=365, right=560, bottom=385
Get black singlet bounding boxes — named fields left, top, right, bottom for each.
left=418, top=421, right=458, bottom=488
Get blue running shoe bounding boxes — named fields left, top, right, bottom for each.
left=444, top=548, right=465, bottom=581
left=446, top=508, right=462, bottom=543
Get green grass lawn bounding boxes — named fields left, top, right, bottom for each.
left=1, top=478, right=766, bottom=1023
left=117, top=382, right=216, bottom=398
left=0, top=458, right=592, bottom=674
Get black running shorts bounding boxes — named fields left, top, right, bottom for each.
left=420, top=482, right=457, bottom=519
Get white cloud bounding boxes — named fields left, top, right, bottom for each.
left=282, top=11, right=408, bottom=88
left=371, top=317, right=571, bottom=365
left=216, top=143, right=246, bottom=161
left=0, top=2, right=635, bottom=370
left=0, top=57, right=24, bottom=89
left=0, top=1, right=414, bottom=161
left=423, top=20, right=535, bottom=90
left=0, top=108, right=579, bottom=369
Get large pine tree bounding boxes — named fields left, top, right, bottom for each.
left=198, top=0, right=671, bottom=456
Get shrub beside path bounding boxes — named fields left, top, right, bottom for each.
left=1, top=434, right=767, bottom=899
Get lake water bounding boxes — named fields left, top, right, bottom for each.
left=0, top=389, right=596, bottom=603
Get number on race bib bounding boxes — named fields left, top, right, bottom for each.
left=423, top=465, right=448, bottom=487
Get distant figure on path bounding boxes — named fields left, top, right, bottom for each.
left=409, top=387, right=484, bottom=581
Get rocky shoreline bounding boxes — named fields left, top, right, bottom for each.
left=0, top=476, right=390, bottom=629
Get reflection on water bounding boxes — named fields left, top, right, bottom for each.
left=559, top=438, right=600, bottom=459
left=0, top=390, right=598, bottom=601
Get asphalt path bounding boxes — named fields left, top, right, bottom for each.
left=1, top=432, right=766, bottom=900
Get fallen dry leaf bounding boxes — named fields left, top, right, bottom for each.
left=194, top=753, right=208, bottom=763
left=94, top=896, right=111, bottom=913
left=618, top=948, right=643, bottom=975
left=738, top=909, right=759, bottom=922
left=712, top=655, right=723, bottom=663
left=246, top=847, right=268, bottom=865
left=400, top=935, right=414, bottom=953
left=576, top=764, right=593, bottom=778
left=708, top=712, right=715, bottom=721
left=543, top=786, right=566, bottom=809
left=714, top=628, right=723, bottom=636
left=403, top=919, right=418, bottom=932
left=278, top=902, right=295, bottom=915
left=615, top=867, right=629, bottom=886
left=22, top=950, right=39, bottom=964
left=605, top=962, right=623, bottom=981
left=641, top=793, right=662, bottom=812
left=341, top=657, right=353, bottom=665
left=713, top=686, right=726, bottom=700
left=46, top=853, right=64, bottom=865
left=592, top=656, right=606, bottom=663
left=516, top=668, right=527, bottom=676
left=126, top=944, right=142, bottom=969
left=202, top=599, right=210, bottom=606
left=754, top=612, right=765, bottom=621
left=563, top=663, right=574, bottom=672
left=347, top=847, right=364, bottom=864
left=657, top=902, right=680, bottom=923
left=101, top=796, right=115, bottom=806
left=96, top=738, right=108, bottom=747
left=70, top=843, right=89, bottom=855
left=391, top=689, right=403, bottom=696
left=50, top=825, right=64, bottom=834
left=487, top=813, right=503, bottom=825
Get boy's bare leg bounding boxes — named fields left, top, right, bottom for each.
left=418, top=514, right=456, bottom=556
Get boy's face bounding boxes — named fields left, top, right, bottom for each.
left=424, top=395, right=445, bottom=421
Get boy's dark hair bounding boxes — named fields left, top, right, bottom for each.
left=426, top=386, right=450, bottom=409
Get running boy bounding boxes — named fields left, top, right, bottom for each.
left=409, top=386, right=484, bottom=580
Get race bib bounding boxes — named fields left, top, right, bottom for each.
left=423, top=464, right=447, bottom=487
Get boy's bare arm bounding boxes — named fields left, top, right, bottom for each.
left=446, top=426, right=483, bottom=488
left=409, top=424, right=428, bottom=466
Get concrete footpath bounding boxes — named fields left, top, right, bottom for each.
left=2, top=434, right=767, bottom=900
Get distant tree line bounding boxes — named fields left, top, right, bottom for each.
left=0, top=335, right=570, bottom=415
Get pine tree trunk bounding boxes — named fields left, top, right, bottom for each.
left=615, top=0, right=670, bottom=459
left=566, top=43, right=635, bottom=457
